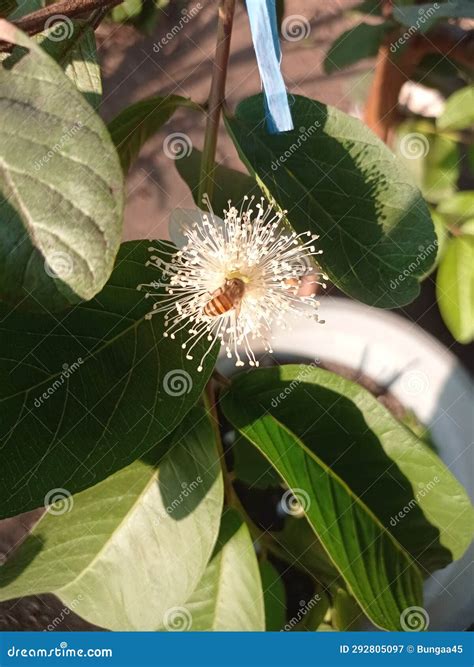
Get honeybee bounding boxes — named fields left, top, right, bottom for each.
left=203, top=278, right=246, bottom=317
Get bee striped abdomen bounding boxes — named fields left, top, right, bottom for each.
left=204, top=290, right=234, bottom=317
left=203, top=278, right=246, bottom=318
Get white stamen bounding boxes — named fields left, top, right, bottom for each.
left=140, top=198, right=326, bottom=369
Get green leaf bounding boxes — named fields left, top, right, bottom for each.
left=8, top=0, right=41, bottom=19
left=225, top=366, right=473, bottom=571
left=460, top=219, right=474, bottom=235
left=332, top=588, right=363, bottom=630
left=222, top=376, right=425, bottom=630
left=177, top=509, right=265, bottom=631
left=317, top=622, right=336, bottom=632
left=293, top=591, right=330, bottom=632
left=36, top=21, right=102, bottom=110
left=324, top=23, right=390, bottom=74
left=427, top=210, right=448, bottom=269
left=111, top=0, right=143, bottom=22
left=436, top=236, right=474, bottom=343
left=272, top=518, right=341, bottom=586
left=438, top=85, right=474, bottom=132
left=437, top=192, right=474, bottom=227
left=400, top=409, right=437, bottom=453
left=394, top=2, right=474, bottom=32
left=0, top=241, right=218, bottom=519
left=233, top=433, right=282, bottom=489
left=259, top=560, right=286, bottom=631
left=394, top=121, right=459, bottom=205
left=0, top=0, right=16, bottom=17
left=225, top=94, right=436, bottom=308
left=175, top=148, right=261, bottom=215
left=0, top=406, right=223, bottom=630
left=108, top=95, right=201, bottom=173
left=0, top=22, right=123, bottom=311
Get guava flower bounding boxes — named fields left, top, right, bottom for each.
left=139, top=197, right=326, bottom=371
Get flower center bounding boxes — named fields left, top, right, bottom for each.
left=226, top=269, right=251, bottom=284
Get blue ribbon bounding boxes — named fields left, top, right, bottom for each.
left=246, top=0, right=294, bottom=134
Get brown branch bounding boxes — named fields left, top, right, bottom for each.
left=12, top=0, right=122, bottom=35
left=198, top=0, right=236, bottom=204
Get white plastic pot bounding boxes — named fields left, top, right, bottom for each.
left=218, top=295, right=473, bottom=631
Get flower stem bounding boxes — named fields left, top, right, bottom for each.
left=198, top=0, right=236, bottom=206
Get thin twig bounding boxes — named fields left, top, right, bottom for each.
left=198, top=0, right=236, bottom=205
left=13, top=0, right=122, bottom=35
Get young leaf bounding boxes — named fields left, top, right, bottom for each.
left=225, top=94, right=436, bottom=308
left=111, top=0, right=142, bottom=22
left=438, top=86, right=474, bottom=132
left=175, top=148, right=261, bottom=214
left=324, top=23, right=390, bottom=74
left=108, top=95, right=201, bottom=173
left=437, top=192, right=474, bottom=227
left=222, top=380, right=424, bottom=631
left=332, top=588, right=363, bottom=630
left=176, top=509, right=265, bottom=631
left=436, top=236, right=474, bottom=343
left=0, top=21, right=123, bottom=311
left=0, top=241, right=218, bottom=519
left=259, top=560, right=286, bottom=631
left=224, top=366, right=473, bottom=572
left=0, top=406, right=224, bottom=631
left=394, top=121, right=460, bottom=205
left=36, top=21, right=102, bottom=109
